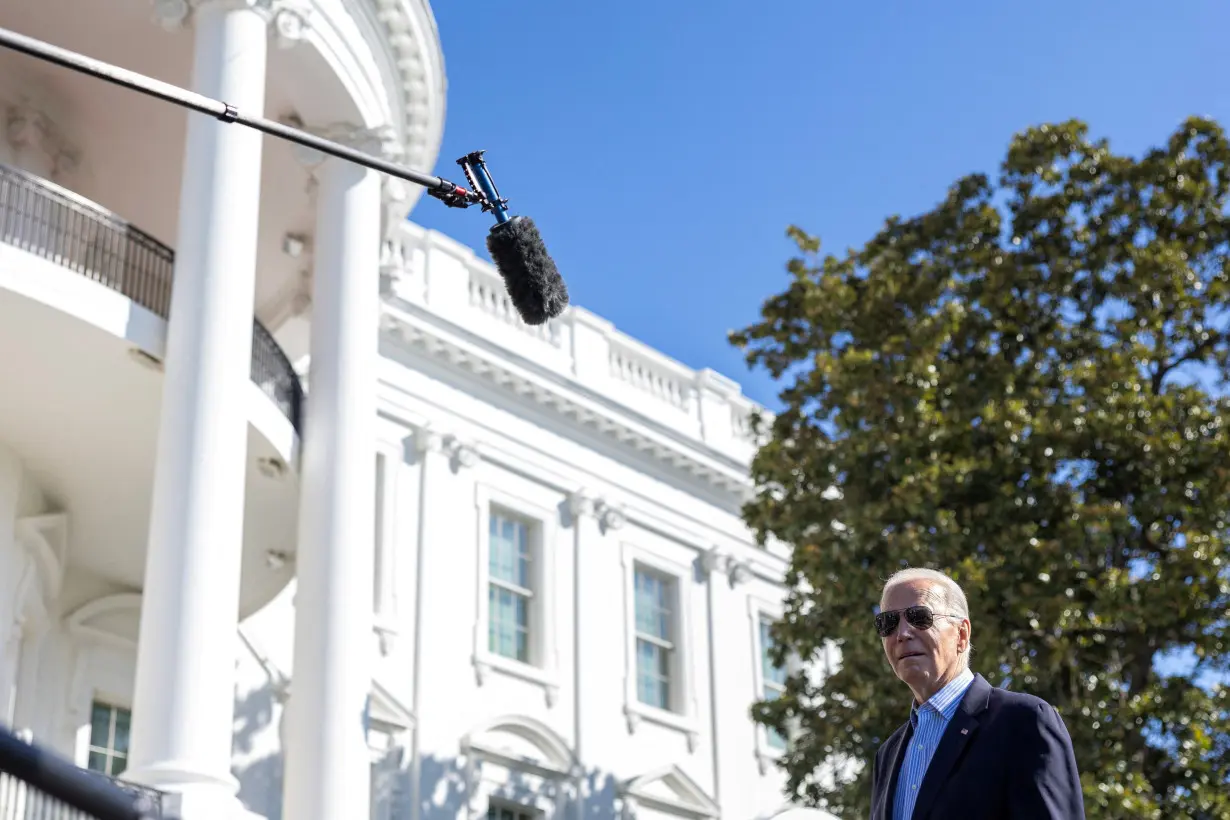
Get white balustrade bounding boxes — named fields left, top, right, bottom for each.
left=380, top=221, right=772, bottom=457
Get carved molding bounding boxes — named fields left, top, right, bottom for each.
left=445, top=436, right=480, bottom=470
left=381, top=313, right=755, bottom=500
left=701, top=546, right=752, bottom=587
left=413, top=426, right=445, bottom=457
left=567, top=490, right=596, bottom=520
left=598, top=502, right=626, bottom=532
left=151, top=0, right=312, bottom=48
left=728, top=560, right=753, bottom=587
left=4, top=101, right=79, bottom=179
left=370, top=0, right=437, bottom=174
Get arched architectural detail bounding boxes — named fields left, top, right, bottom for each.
left=65, top=593, right=143, bottom=649
left=619, top=765, right=719, bottom=820
left=463, top=714, right=577, bottom=775
left=460, top=715, right=580, bottom=820
left=762, top=806, right=841, bottom=820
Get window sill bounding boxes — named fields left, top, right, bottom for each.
left=623, top=702, right=700, bottom=752
left=473, top=652, right=560, bottom=707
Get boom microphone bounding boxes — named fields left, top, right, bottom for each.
left=0, top=25, right=568, bottom=326
left=454, top=152, right=568, bottom=325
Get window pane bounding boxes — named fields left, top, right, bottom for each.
left=489, top=584, right=530, bottom=663
left=90, top=703, right=112, bottom=747
left=634, top=569, right=672, bottom=641
left=490, top=513, right=532, bottom=590
left=110, top=752, right=128, bottom=776
left=636, top=638, right=671, bottom=710
left=113, top=709, right=131, bottom=754
left=761, top=619, right=787, bottom=687
left=87, top=751, right=108, bottom=773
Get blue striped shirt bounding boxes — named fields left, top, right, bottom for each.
left=893, top=668, right=975, bottom=820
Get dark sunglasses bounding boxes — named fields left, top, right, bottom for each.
left=874, top=605, right=961, bottom=638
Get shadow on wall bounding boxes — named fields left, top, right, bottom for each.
left=228, top=682, right=625, bottom=820
left=232, top=680, right=284, bottom=820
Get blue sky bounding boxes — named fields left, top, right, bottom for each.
left=412, top=0, right=1230, bottom=412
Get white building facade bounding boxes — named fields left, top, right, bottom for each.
left=0, top=2, right=821, bottom=820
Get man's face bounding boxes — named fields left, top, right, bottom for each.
left=879, top=579, right=970, bottom=703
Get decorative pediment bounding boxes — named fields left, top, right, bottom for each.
left=463, top=714, right=576, bottom=778
left=368, top=679, right=415, bottom=734
left=621, top=765, right=719, bottom=819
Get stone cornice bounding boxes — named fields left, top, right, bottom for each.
left=367, top=0, right=445, bottom=218
left=379, top=303, right=755, bottom=500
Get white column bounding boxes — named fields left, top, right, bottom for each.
left=0, top=444, right=23, bottom=726
left=126, top=0, right=270, bottom=809
left=283, top=142, right=384, bottom=820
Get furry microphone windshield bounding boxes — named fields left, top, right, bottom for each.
left=456, top=151, right=569, bottom=326
left=486, top=216, right=569, bottom=326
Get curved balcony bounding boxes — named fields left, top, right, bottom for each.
left=0, top=163, right=304, bottom=431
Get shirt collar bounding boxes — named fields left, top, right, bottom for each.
left=910, top=667, right=975, bottom=725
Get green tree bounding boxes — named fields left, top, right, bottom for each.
left=731, top=117, right=1230, bottom=819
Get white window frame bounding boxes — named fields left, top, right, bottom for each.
left=748, top=595, right=797, bottom=773
left=64, top=595, right=140, bottom=769
left=472, top=483, right=560, bottom=703
left=621, top=542, right=698, bottom=745
left=85, top=700, right=132, bottom=777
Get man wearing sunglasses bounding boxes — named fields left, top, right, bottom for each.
left=869, top=568, right=1084, bottom=819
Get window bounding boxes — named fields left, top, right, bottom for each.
left=634, top=567, right=676, bottom=710
left=759, top=617, right=788, bottom=750
left=621, top=544, right=698, bottom=745
left=487, top=804, right=537, bottom=820
left=488, top=509, right=534, bottom=663
left=472, top=482, right=560, bottom=701
left=87, top=701, right=130, bottom=776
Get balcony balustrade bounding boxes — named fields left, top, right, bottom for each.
left=0, top=163, right=303, bottom=433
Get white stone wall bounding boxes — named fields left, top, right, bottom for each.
left=225, top=337, right=795, bottom=820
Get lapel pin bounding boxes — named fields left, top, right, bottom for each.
left=960, top=729, right=968, bottom=735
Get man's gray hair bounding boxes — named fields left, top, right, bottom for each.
left=881, top=567, right=973, bottom=669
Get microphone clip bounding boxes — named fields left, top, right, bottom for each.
left=426, top=179, right=483, bottom=209
left=423, top=151, right=510, bottom=221
left=457, top=151, right=511, bottom=224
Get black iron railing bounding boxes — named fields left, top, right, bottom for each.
left=0, top=163, right=303, bottom=432
left=0, top=726, right=162, bottom=819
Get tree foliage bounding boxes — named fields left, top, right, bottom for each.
left=732, top=117, right=1230, bottom=819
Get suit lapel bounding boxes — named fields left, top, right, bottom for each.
left=910, top=674, right=992, bottom=819
left=874, top=723, right=912, bottom=820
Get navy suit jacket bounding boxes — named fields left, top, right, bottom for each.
left=870, top=674, right=1085, bottom=819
